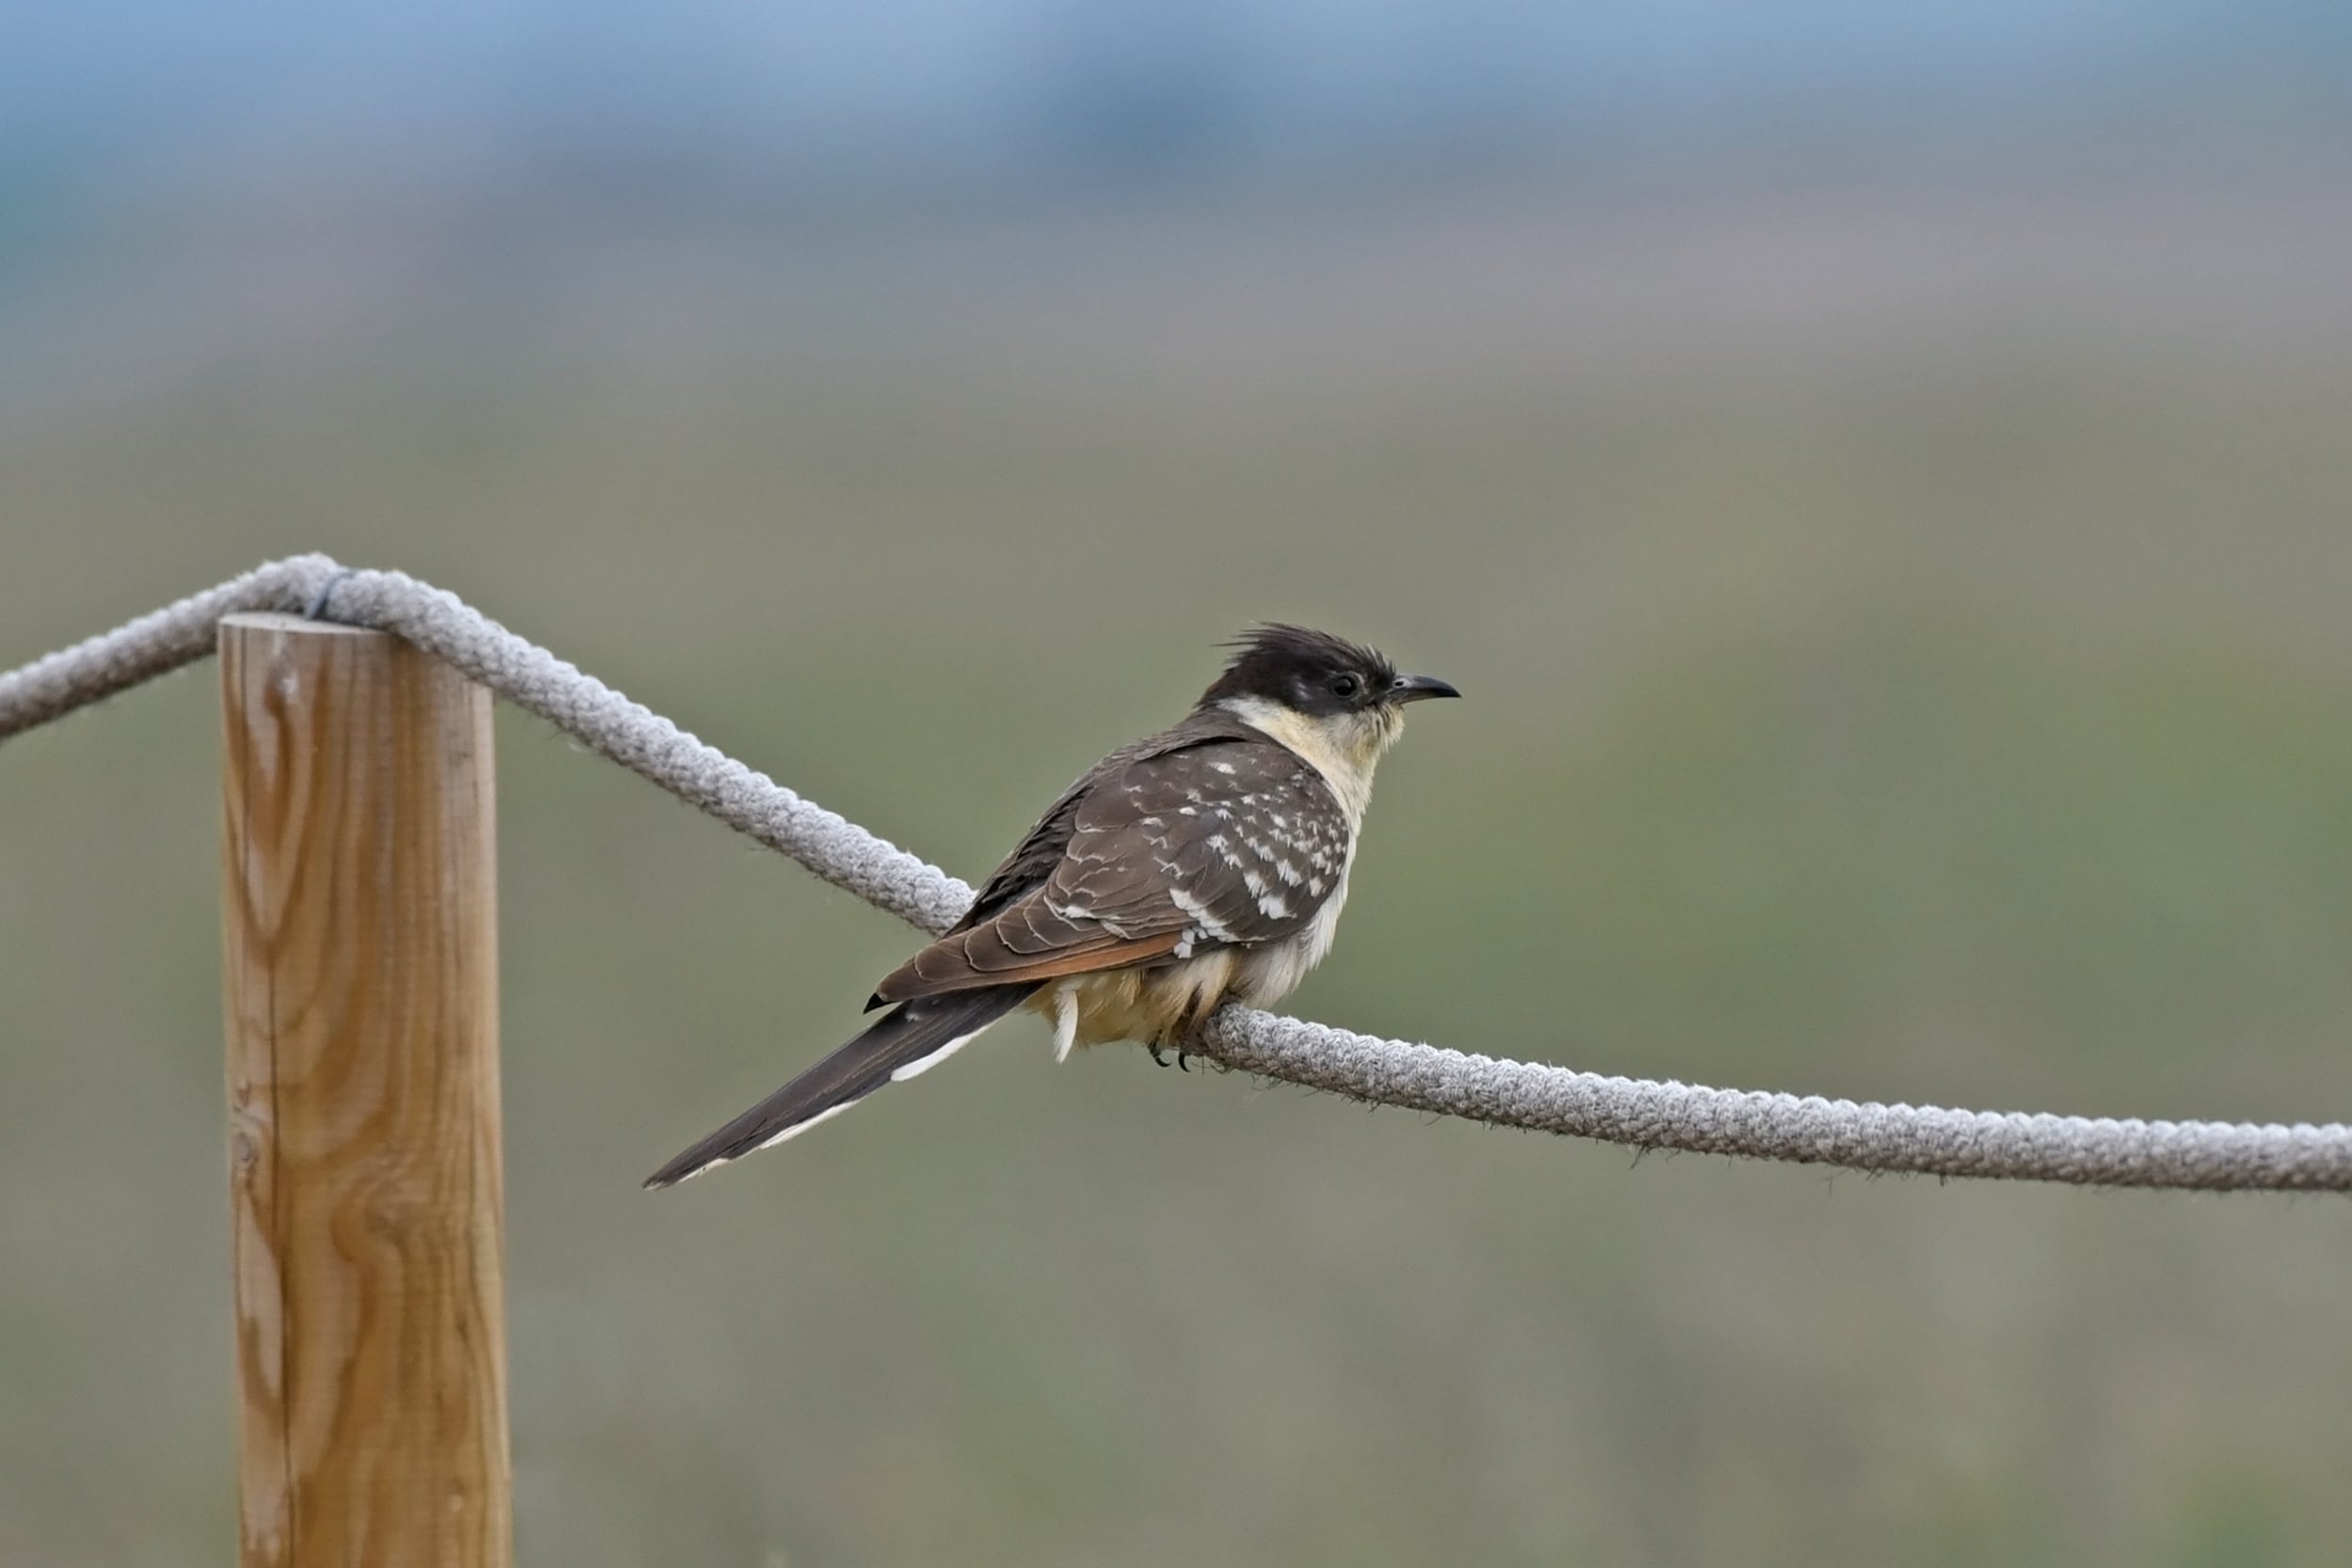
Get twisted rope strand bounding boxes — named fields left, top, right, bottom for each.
left=5, top=557, right=2346, bottom=1191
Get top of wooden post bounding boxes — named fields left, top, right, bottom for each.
left=219, top=611, right=384, bottom=638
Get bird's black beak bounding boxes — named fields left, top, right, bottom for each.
left=1388, top=673, right=1461, bottom=705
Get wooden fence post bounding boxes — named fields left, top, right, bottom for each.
left=218, top=612, right=512, bottom=1568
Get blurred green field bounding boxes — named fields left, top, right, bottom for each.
left=5, top=181, right=2352, bottom=1566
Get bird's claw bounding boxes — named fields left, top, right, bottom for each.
left=1147, top=1043, right=1169, bottom=1068
left=1177, top=1051, right=1191, bottom=1071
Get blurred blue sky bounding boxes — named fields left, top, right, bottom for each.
left=7, top=1, right=2349, bottom=200
left=5, top=0, right=2349, bottom=436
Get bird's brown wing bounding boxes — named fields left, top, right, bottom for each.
left=946, top=707, right=1258, bottom=932
left=870, top=736, right=1351, bottom=1005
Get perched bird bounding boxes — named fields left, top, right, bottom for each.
left=645, top=625, right=1459, bottom=1186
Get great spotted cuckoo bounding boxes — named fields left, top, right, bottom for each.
left=646, top=626, right=1459, bottom=1186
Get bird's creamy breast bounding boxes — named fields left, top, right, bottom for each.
left=1047, top=950, right=1240, bottom=1049
left=1041, top=916, right=1341, bottom=1050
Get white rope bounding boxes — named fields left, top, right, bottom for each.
left=5, top=557, right=2347, bottom=1192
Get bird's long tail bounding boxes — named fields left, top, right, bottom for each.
left=644, top=984, right=1040, bottom=1187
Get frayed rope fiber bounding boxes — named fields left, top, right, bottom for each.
left=5, top=557, right=2347, bottom=1192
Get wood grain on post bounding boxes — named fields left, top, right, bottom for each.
left=219, top=612, right=512, bottom=1568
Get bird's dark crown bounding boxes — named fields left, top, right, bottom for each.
left=1200, top=625, right=1398, bottom=717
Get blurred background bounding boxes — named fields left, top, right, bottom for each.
left=7, top=3, right=2352, bottom=1564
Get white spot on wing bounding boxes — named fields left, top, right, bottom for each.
left=1169, top=884, right=1237, bottom=942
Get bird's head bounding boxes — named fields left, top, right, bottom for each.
left=1200, top=624, right=1459, bottom=774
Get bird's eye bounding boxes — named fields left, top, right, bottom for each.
left=1329, top=673, right=1361, bottom=700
